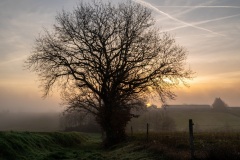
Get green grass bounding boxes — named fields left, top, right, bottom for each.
left=0, top=132, right=162, bottom=160
left=131, top=132, right=240, bottom=160
left=0, top=131, right=88, bottom=160
left=1, top=131, right=240, bottom=160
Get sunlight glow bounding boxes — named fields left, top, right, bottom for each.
left=146, top=102, right=152, bottom=107
left=163, top=78, right=173, bottom=83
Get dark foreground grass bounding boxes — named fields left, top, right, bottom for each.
left=1, top=131, right=240, bottom=160
left=131, top=132, right=240, bottom=160
left=0, top=131, right=88, bottom=160
left=0, top=132, right=162, bottom=160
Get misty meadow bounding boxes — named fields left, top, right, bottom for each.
left=1, top=99, right=240, bottom=159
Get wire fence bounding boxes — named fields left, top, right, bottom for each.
left=128, top=119, right=240, bottom=159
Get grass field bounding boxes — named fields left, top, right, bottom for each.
left=0, top=132, right=161, bottom=160
left=1, top=131, right=240, bottom=160
left=128, top=109, right=240, bottom=132
left=168, top=110, right=240, bottom=131
left=133, top=132, right=240, bottom=159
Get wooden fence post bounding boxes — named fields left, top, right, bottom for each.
left=189, top=119, right=195, bottom=159
left=147, top=123, right=149, bottom=141
left=131, top=126, right=133, bottom=137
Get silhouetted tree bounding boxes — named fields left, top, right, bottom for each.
left=26, top=1, right=192, bottom=147
left=60, top=110, right=86, bottom=129
left=212, top=97, right=228, bottom=111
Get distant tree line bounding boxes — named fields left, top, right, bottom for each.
left=61, top=105, right=176, bottom=133
left=60, top=111, right=101, bottom=133
left=212, top=97, right=228, bottom=111
left=127, top=105, right=176, bottom=132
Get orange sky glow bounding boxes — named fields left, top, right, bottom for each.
left=0, top=0, right=240, bottom=112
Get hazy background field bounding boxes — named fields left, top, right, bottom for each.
left=1, top=106, right=240, bottom=133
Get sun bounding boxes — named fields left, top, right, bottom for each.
left=146, top=102, right=152, bottom=107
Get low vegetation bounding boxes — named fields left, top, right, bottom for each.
left=0, top=132, right=160, bottom=160
left=132, top=132, right=240, bottom=159
left=0, top=132, right=87, bottom=160
left=0, top=131, right=240, bottom=159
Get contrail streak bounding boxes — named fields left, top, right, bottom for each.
left=156, top=1, right=215, bottom=22
left=133, top=0, right=225, bottom=36
left=163, top=13, right=240, bottom=32
left=156, top=6, right=240, bottom=9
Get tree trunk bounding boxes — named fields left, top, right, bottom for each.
left=97, top=105, right=130, bottom=147
left=104, top=125, right=126, bottom=147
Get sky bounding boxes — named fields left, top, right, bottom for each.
left=0, top=0, right=240, bottom=112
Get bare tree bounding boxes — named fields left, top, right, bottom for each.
left=26, top=1, right=192, bottom=147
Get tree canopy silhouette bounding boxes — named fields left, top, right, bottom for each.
left=212, top=97, right=228, bottom=110
left=26, top=1, right=192, bottom=147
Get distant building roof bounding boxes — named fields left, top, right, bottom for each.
left=228, top=107, right=240, bottom=110
left=162, top=104, right=211, bottom=110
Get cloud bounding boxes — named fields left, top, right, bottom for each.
left=172, top=84, right=240, bottom=107
left=0, top=55, right=28, bottom=66
left=0, top=0, right=240, bottom=110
